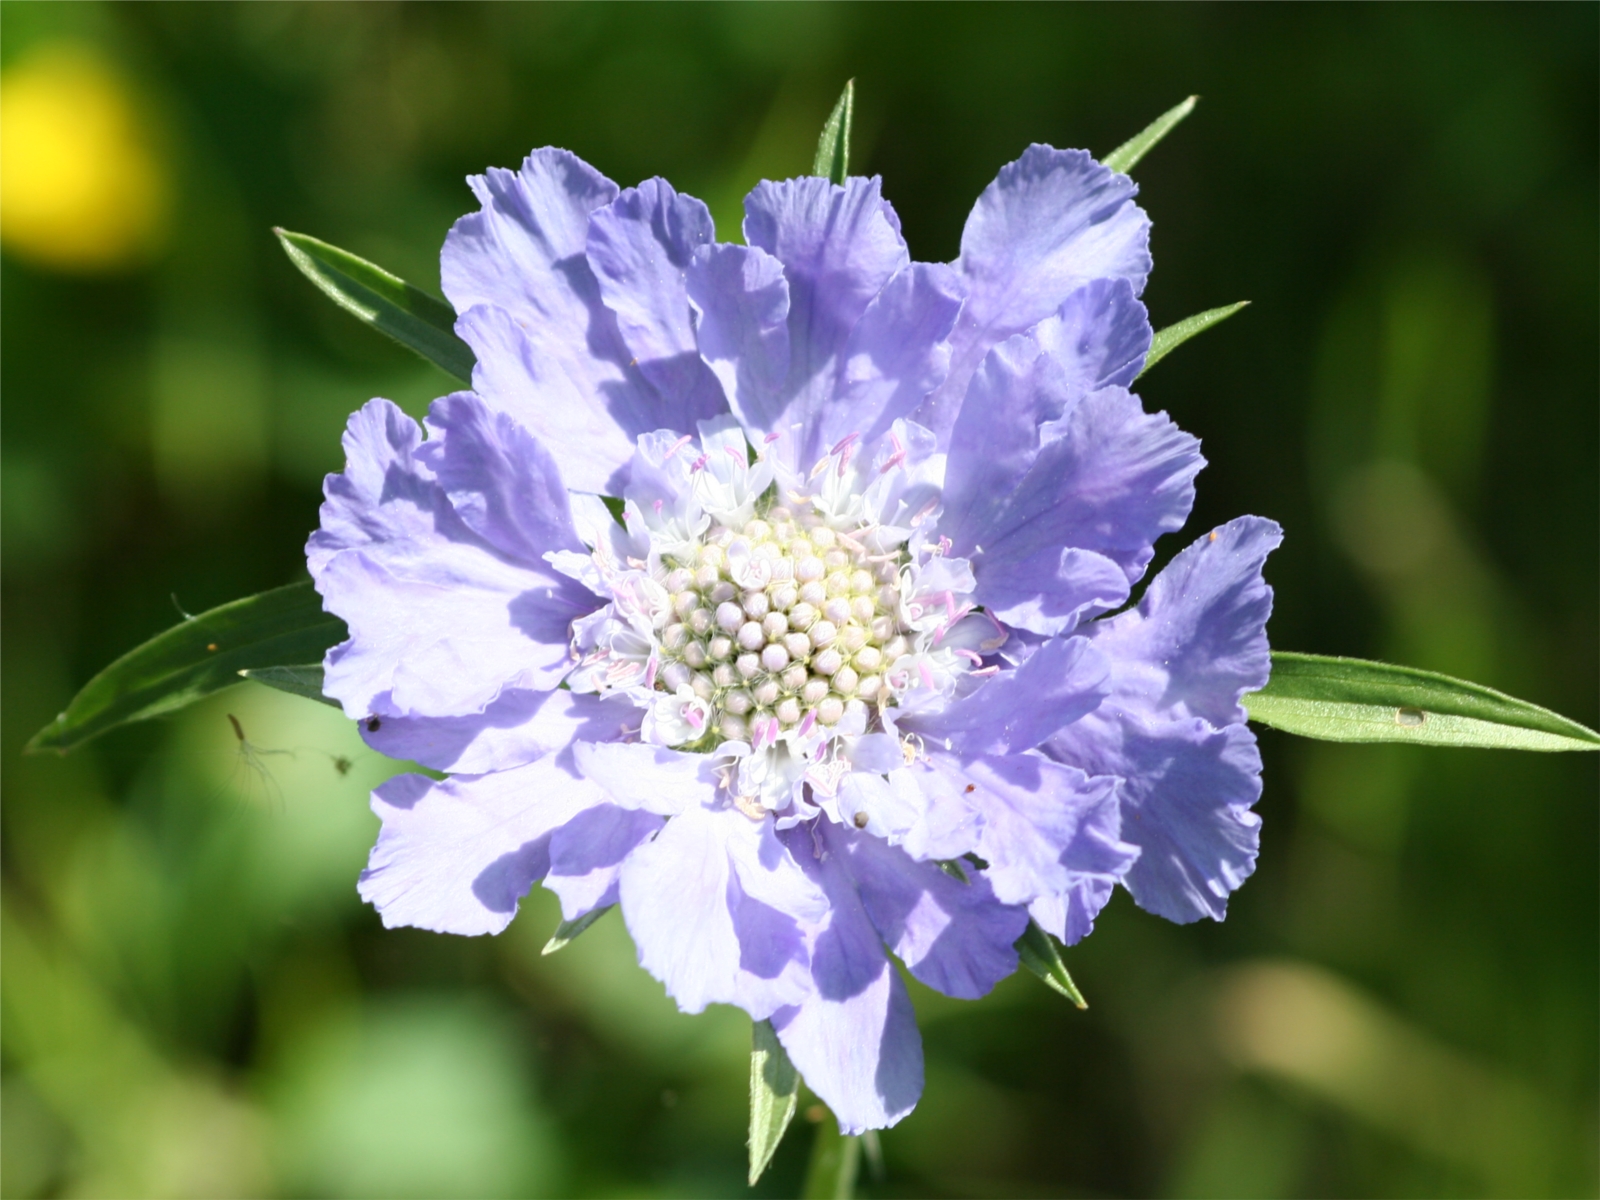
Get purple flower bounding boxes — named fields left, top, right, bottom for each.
left=307, top=146, right=1281, bottom=1132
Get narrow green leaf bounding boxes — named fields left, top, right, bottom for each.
left=1138, top=301, right=1249, bottom=377
left=1015, top=919, right=1088, bottom=1009
left=274, top=228, right=476, bottom=383
left=812, top=80, right=855, bottom=185
left=239, top=663, right=337, bottom=707
left=801, top=1115, right=860, bottom=1200
left=541, top=904, right=612, bottom=955
left=1102, top=94, right=1198, bottom=175
left=1245, top=652, right=1600, bottom=751
left=748, top=1018, right=801, bottom=1185
left=27, top=583, right=348, bottom=755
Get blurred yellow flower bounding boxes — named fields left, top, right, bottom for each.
left=1, top=44, right=169, bottom=271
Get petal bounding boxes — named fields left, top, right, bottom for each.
left=585, top=178, right=729, bottom=427
left=914, top=146, right=1151, bottom=445
left=363, top=689, right=637, bottom=775
left=685, top=242, right=791, bottom=434
left=309, top=398, right=597, bottom=720
left=840, top=765, right=985, bottom=864
left=619, top=805, right=825, bottom=1017
left=773, top=824, right=925, bottom=1134
left=1028, top=276, right=1152, bottom=393
left=832, top=821, right=1027, bottom=1000
left=976, top=544, right=1131, bottom=638
left=358, top=756, right=611, bottom=935
left=1087, top=516, right=1283, bottom=726
left=546, top=803, right=665, bottom=920
left=572, top=740, right=724, bottom=816
left=1048, top=711, right=1263, bottom=924
left=940, top=752, right=1136, bottom=945
left=902, top=635, right=1109, bottom=757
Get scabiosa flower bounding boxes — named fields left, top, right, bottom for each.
left=307, top=145, right=1281, bottom=1132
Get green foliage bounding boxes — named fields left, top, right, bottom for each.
left=274, top=229, right=475, bottom=384
left=1102, top=94, right=1198, bottom=174
left=801, top=1117, right=860, bottom=1200
left=1139, top=301, right=1250, bottom=376
left=1015, top=919, right=1089, bottom=1009
left=813, top=80, right=855, bottom=184
left=1245, top=652, right=1600, bottom=750
left=240, top=664, right=337, bottom=707
left=26, top=583, right=346, bottom=754
left=541, top=905, right=613, bottom=956
left=748, top=1018, right=800, bottom=1185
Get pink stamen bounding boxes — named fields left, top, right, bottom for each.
left=797, top=710, right=817, bottom=738
left=837, top=444, right=854, bottom=476
left=910, top=497, right=939, bottom=527
left=955, top=648, right=983, bottom=665
left=879, top=432, right=907, bottom=474
left=836, top=530, right=865, bottom=553
left=830, top=431, right=860, bottom=457
left=643, top=657, right=658, bottom=689
left=652, top=497, right=664, bottom=514
left=937, top=535, right=953, bottom=556
left=662, top=434, right=693, bottom=460
left=689, top=452, right=710, bottom=473
left=970, top=665, right=1000, bottom=677
left=725, top=445, right=745, bottom=464
left=685, top=705, right=705, bottom=730
left=764, top=431, right=783, bottom=444
left=918, top=661, right=936, bottom=689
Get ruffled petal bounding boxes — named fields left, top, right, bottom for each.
left=685, top=243, right=791, bottom=434
left=363, top=689, right=637, bottom=775
left=902, top=635, right=1109, bottom=756
left=585, top=178, right=729, bottom=428
left=1086, top=516, right=1282, bottom=726
left=773, top=824, right=924, bottom=1134
left=976, top=544, right=1131, bottom=638
left=830, top=821, right=1027, bottom=999
left=358, top=756, right=610, bottom=935
left=308, top=398, right=598, bottom=720
left=619, top=805, right=825, bottom=1017
left=913, top=146, right=1151, bottom=444
left=1047, top=712, right=1263, bottom=924
left=573, top=741, right=726, bottom=817
left=545, top=803, right=665, bottom=920
left=1029, top=276, right=1151, bottom=394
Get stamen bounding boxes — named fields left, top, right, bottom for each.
left=662, top=434, right=693, bottom=460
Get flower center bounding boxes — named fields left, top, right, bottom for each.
left=655, top=499, right=909, bottom=745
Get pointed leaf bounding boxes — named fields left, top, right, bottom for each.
left=1103, top=94, right=1198, bottom=175
left=541, top=904, right=613, bottom=955
left=1015, top=919, right=1088, bottom=1009
left=27, top=583, right=347, bottom=755
left=1138, top=301, right=1249, bottom=377
left=748, top=1018, right=801, bottom=1185
left=1245, top=652, right=1600, bottom=751
left=812, top=80, right=855, bottom=185
left=240, top=664, right=337, bottom=707
left=274, top=228, right=475, bottom=383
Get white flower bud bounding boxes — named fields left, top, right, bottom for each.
left=797, top=556, right=825, bottom=583
left=691, top=673, right=714, bottom=700
left=710, top=580, right=736, bottom=604
left=737, top=653, right=762, bottom=679
left=776, top=697, right=801, bottom=725
left=840, top=623, right=868, bottom=653
left=673, top=591, right=698, bottom=618
left=870, top=615, right=896, bottom=641
left=823, top=548, right=849, bottom=571
left=788, top=602, right=817, bottom=630
left=716, top=602, right=744, bottom=632
left=708, top=635, right=733, bottom=661
left=719, top=714, right=748, bottom=741
left=724, top=689, right=753, bottom=715
left=665, top=568, right=694, bottom=593
left=771, top=584, right=798, bottom=612
left=823, top=598, right=852, bottom=625
left=787, top=537, right=814, bottom=559
left=737, top=621, right=766, bottom=651
left=683, top=641, right=708, bottom=668
left=826, top=571, right=852, bottom=597
left=661, top=662, right=691, bottom=692
left=799, top=581, right=827, bottom=606
left=742, top=590, right=770, bottom=619
left=813, top=647, right=843, bottom=676
left=850, top=569, right=875, bottom=594
left=784, top=631, right=811, bottom=660
left=854, top=646, right=883, bottom=672
left=754, top=679, right=780, bottom=706
left=856, top=674, right=882, bottom=699
left=762, top=612, right=788, bottom=639
left=833, top=666, right=859, bottom=694
left=817, top=696, right=845, bottom=725
left=695, top=564, right=720, bottom=589
left=689, top=607, right=714, bottom=635
left=712, top=663, right=737, bottom=688
left=850, top=596, right=876, bottom=624
left=781, top=664, right=808, bottom=691
left=809, top=527, right=836, bottom=549
left=761, top=643, right=789, bottom=672
left=809, top=620, right=838, bottom=648
left=663, top=622, right=689, bottom=650
left=802, top=678, right=830, bottom=705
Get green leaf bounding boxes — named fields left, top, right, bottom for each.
left=27, top=583, right=347, bottom=755
left=238, top=663, right=338, bottom=707
left=541, top=905, right=612, bottom=955
left=1015, top=919, right=1088, bottom=1009
left=1102, top=94, right=1198, bottom=175
left=748, top=1018, right=801, bottom=1186
left=274, top=228, right=475, bottom=384
left=1245, top=652, right=1600, bottom=751
left=801, top=1116, right=861, bottom=1200
left=812, top=80, right=855, bottom=185
left=1138, top=301, right=1249, bottom=377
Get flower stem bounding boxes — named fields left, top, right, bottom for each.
left=800, top=1114, right=860, bottom=1199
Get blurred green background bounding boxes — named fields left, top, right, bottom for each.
left=2, top=4, right=1595, bottom=1197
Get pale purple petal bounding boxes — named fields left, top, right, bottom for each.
left=619, top=805, right=825, bottom=1017
left=902, top=635, right=1109, bottom=756
left=309, top=398, right=597, bottom=720
left=1029, top=277, right=1151, bottom=394
left=830, top=821, right=1027, bottom=999
left=1086, top=517, right=1283, bottom=726
left=363, top=689, right=637, bottom=775
left=573, top=741, right=725, bottom=817
left=1047, top=712, right=1263, bottom=924
left=773, top=824, right=924, bottom=1134
left=685, top=243, right=791, bottom=433
left=545, top=803, right=665, bottom=920
left=914, top=146, right=1151, bottom=444
left=359, top=756, right=610, bottom=935
left=585, top=178, right=729, bottom=426
left=976, top=544, right=1131, bottom=637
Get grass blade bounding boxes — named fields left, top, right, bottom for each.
left=27, top=582, right=347, bottom=754
left=1138, top=301, right=1249, bottom=377
left=1103, top=94, right=1198, bottom=175
left=1244, top=652, right=1600, bottom=751
left=813, top=80, right=855, bottom=185
left=274, top=228, right=475, bottom=383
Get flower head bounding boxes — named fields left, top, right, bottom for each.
left=308, top=145, right=1280, bottom=1131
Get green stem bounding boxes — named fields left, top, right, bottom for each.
left=800, top=1114, right=860, bottom=1199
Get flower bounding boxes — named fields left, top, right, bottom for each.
left=307, top=145, right=1281, bottom=1132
